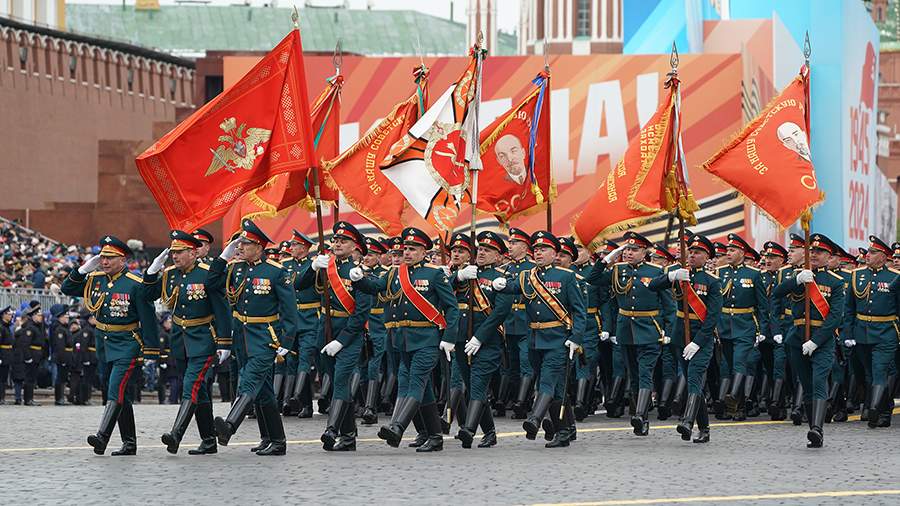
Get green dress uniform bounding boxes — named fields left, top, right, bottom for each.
left=771, top=233, right=845, bottom=448
left=207, top=220, right=299, bottom=456
left=500, top=231, right=586, bottom=446
left=843, top=236, right=900, bottom=428
left=571, top=257, right=605, bottom=421
left=361, top=260, right=389, bottom=424
left=592, top=241, right=627, bottom=418
left=588, top=231, right=675, bottom=436
left=759, top=242, right=790, bottom=421
left=283, top=251, right=324, bottom=417
left=355, top=227, right=460, bottom=451
left=60, top=236, right=160, bottom=456
left=504, top=227, right=536, bottom=418
left=444, top=232, right=476, bottom=431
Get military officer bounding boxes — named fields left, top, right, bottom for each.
left=772, top=233, right=844, bottom=447
left=207, top=220, right=299, bottom=456
left=596, top=241, right=627, bottom=418
left=381, top=236, right=405, bottom=415
left=282, top=229, right=321, bottom=418
left=352, top=227, right=460, bottom=452
left=299, top=221, right=372, bottom=451
left=77, top=311, right=100, bottom=405
left=650, top=243, right=680, bottom=420
left=61, top=236, right=160, bottom=455
left=13, top=302, right=46, bottom=407
left=649, top=234, right=721, bottom=443
left=455, top=231, right=513, bottom=448
left=892, top=243, right=900, bottom=270
left=566, top=238, right=605, bottom=421
left=0, top=306, right=13, bottom=404
left=713, top=242, right=729, bottom=268
left=360, top=236, right=389, bottom=425
left=50, top=304, right=74, bottom=405
left=493, top=231, right=586, bottom=447
left=758, top=241, right=790, bottom=421
left=144, top=230, right=231, bottom=455
left=843, top=235, right=900, bottom=429
left=588, top=231, right=674, bottom=436
left=191, top=229, right=216, bottom=265
left=716, top=234, right=769, bottom=421
left=444, top=232, right=475, bottom=432
left=504, top=228, right=536, bottom=419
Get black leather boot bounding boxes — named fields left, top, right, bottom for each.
left=214, top=394, right=254, bottom=446
left=657, top=379, right=675, bottom=420
left=321, top=398, right=346, bottom=451
left=677, top=394, right=701, bottom=441
left=631, top=388, right=651, bottom=436
left=188, top=402, right=218, bottom=455
left=457, top=399, right=484, bottom=449
left=87, top=401, right=121, bottom=455
left=768, top=378, right=786, bottom=420
left=361, top=379, right=380, bottom=425
left=24, top=383, right=39, bottom=406
left=380, top=373, right=397, bottom=413
left=832, top=381, right=849, bottom=423
left=714, top=377, right=731, bottom=419
left=416, top=403, right=444, bottom=452
left=671, top=376, right=688, bottom=417
left=542, top=400, right=562, bottom=442
left=493, top=374, right=510, bottom=417
left=546, top=405, right=573, bottom=448
left=878, top=376, right=895, bottom=427
left=54, top=383, right=67, bottom=406
left=806, top=399, right=826, bottom=448
left=317, top=373, right=332, bottom=414
left=734, top=376, right=754, bottom=421
left=378, top=396, right=419, bottom=448
left=272, top=374, right=285, bottom=411
left=334, top=401, right=357, bottom=451
left=111, top=402, right=137, bottom=456
left=790, top=382, right=805, bottom=425
left=443, top=387, right=464, bottom=434
left=825, top=380, right=839, bottom=423
left=693, top=399, right=710, bottom=443
left=251, top=404, right=270, bottom=452
left=408, top=410, right=429, bottom=447
left=867, top=384, right=886, bottom=429
left=523, top=393, right=553, bottom=440
left=605, top=376, right=625, bottom=418
left=724, top=373, right=745, bottom=418
left=512, top=375, right=534, bottom=419
left=285, top=371, right=308, bottom=416
left=280, top=375, right=297, bottom=416
left=349, top=372, right=363, bottom=406
left=478, top=405, right=497, bottom=448
left=161, top=400, right=196, bottom=454
left=257, top=402, right=287, bottom=456
left=574, top=378, right=591, bottom=421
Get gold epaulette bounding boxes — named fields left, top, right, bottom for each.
left=646, top=261, right=664, bottom=269
left=778, top=265, right=793, bottom=272
left=612, top=261, right=629, bottom=267
left=706, top=271, right=720, bottom=280
left=125, top=272, right=143, bottom=283
left=828, top=271, right=845, bottom=281
left=744, top=265, right=761, bottom=272
left=888, top=268, right=900, bottom=276
left=555, top=266, right=574, bottom=273
left=851, top=266, right=867, bottom=273
left=163, top=265, right=177, bottom=273
left=715, top=265, right=726, bottom=272
left=198, top=262, right=210, bottom=271
left=266, top=259, right=284, bottom=269
left=840, top=268, right=852, bottom=275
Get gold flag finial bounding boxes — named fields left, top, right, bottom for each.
left=291, top=5, right=299, bottom=29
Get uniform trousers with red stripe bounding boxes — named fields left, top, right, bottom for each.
left=106, top=357, right=139, bottom=403
left=181, top=355, right=216, bottom=403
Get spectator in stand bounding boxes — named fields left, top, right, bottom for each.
left=31, top=262, right=46, bottom=289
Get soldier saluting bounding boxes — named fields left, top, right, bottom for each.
left=61, top=236, right=160, bottom=455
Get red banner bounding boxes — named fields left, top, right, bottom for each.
left=701, top=70, right=823, bottom=228
left=137, top=30, right=315, bottom=231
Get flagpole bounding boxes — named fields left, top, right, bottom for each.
left=294, top=7, right=332, bottom=344
left=803, top=31, right=812, bottom=343
left=467, top=33, right=485, bottom=370
left=543, top=38, right=552, bottom=232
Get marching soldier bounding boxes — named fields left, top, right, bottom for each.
left=843, top=236, right=900, bottom=429
left=596, top=241, right=627, bottom=419
left=359, top=237, right=389, bottom=425
left=493, top=231, right=586, bottom=447
left=0, top=306, right=13, bottom=404
left=717, top=234, right=769, bottom=421
left=649, top=234, right=721, bottom=443
left=772, top=233, right=844, bottom=448
left=208, top=220, right=299, bottom=456
left=565, top=238, right=604, bottom=421
left=759, top=241, right=790, bottom=421
left=300, top=221, right=373, bottom=451
left=13, top=302, right=46, bottom=407
left=443, top=232, right=475, bottom=433
left=282, top=230, right=320, bottom=418
left=504, top=228, right=536, bottom=419
left=650, top=243, right=679, bottom=420
left=352, top=227, right=460, bottom=452
left=61, top=236, right=160, bottom=455
left=455, top=231, right=513, bottom=448
left=50, top=304, right=75, bottom=405
left=588, top=232, right=675, bottom=436
left=144, top=230, right=231, bottom=455
left=892, top=243, right=900, bottom=270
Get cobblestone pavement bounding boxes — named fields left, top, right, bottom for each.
left=0, top=402, right=898, bottom=506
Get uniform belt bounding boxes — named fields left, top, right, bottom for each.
left=370, top=307, right=385, bottom=315
left=328, top=310, right=351, bottom=318
left=793, top=318, right=824, bottom=327
left=457, top=303, right=485, bottom=312
left=297, top=302, right=321, bottom=310
left=587, top=308, right=599, bottom=314
left=95, top=321, right=139, bottom=332
left=172, top=315, right=213, bottom=327
left=784, top=309, right=793, bottom=316
left=232, top=312, right=279, bottom=324
left=856, top=314, right=898, bottom=323
left=88, top=347, right=96, bottom=352
left=676, top=310, right=702, bottom=321
left=0, top=345, right=11, bottom=349
left=618, top=309, right=659, bottom=317
left=64, top=347, right=74, bottom=352
left=385, top=320, right=436, bottom=329
left=529, top=321, right=565, bottom=329
left=512, top=303, right=526, bottom=310
left=722, top=307, right=754, bottom=315
left=29, top=345, right=42, bottom=350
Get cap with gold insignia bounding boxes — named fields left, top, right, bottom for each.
left=788, top=233, right=806, bottom=249
left=365, top=237, right=387, bottom=255
left=558, top=236, right=577, bottom=259
left=169, top=230, right=202, bottom=251
left=892, top=242, right=900, bottom=259
left=191, top=228, right=214, bottom=244
left=855, top=248, right=867, bottom=264
left=229, top=230, right=241, bottom=243
left=239, top=219, right=272, bottom=245
left=726, top=233, right=753, bottom=254
left=332, top=221, right=367, bottom=255
left=868, top=235, right=891, bottom=255
left=264, top=247, right=280, bottom=259
left=762, top=241, right=788, bottom=260
left=622, top=231, right=652, bottom=249
left=477, top=231, right=508, bottom=255
left=744, top=247, right=761, bottom=263
left=809, top=233, right=837, bottom=254
left=651, top=243, right=676, bottom=263
left=98, top=235, right=132, bottom=257
left=713, top=241, right=727, bottom=257
left=402, top=227, right=432, bottom=249
left=508, top=228, right=531, bottom=246
left=290, top=229, right=313, bottom=246
left=603, top=240, right=620, bottom=253
left=687, top=234, right=714, bottom=256
left=278, top=241, right=292, bottom=255
left=449, top=232, right=474, bottom=255
left=530, top=230, right=560, bottom=252
left=387, top=236, right=403, bottom=252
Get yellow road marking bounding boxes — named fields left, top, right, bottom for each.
left=530, top=489, right=900, bottom=506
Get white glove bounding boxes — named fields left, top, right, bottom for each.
left=83, top=361, right=90, bottom=366
left=217, top=349, right=231, bottom=364
left=668, top=268, right=690, bottom=282
left=321, top=340, right=344, bottom=357
left=75, top=343, right=81, bottom=350
left=682, top=342, right=700, bottom=360
left=147, top=248, right=169, bottom=275
left=796, top=269, right=815, bottom=284
left=439, top=266, right=451, bottom=278
left=144, top=359, right=157, bottom=368
left=756, top=334, right=766, bottom=344
left=564, top=339, right=580, bottom=359
left=349, top=266, right=364, bottom=282
left=610, top=335, right=618, bottom=345
left=600, top=331, right=610, bottom=342
left=602, top=245, right=627, bottom=264
left=457, top=265, right=478, bottom=281
left=219, top=238, right=241, bottom=261
left=464, top=337, right=482, bottom=356
left=844, top=339, right=856, bottom=348
left=660, top=331, right=671, bottom=345
left=773, top=334, right=783, bottom=345
left=312, top=254, right=330, bottom=271
left=159, top=362, right=167, bottom=370
left=77, top=255, right=102, bottom=274
left=24, top=358, right=33, bottom=364
left=439, top=341, right=455, bottom=362
left=801, top=340, right=818, bottom=356
left=276, top=346, right=290, bottom=357
left=491, top=277, right=507, bottom=291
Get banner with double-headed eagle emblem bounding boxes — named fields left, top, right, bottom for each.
left=136, top=30, right=316, bottom=231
